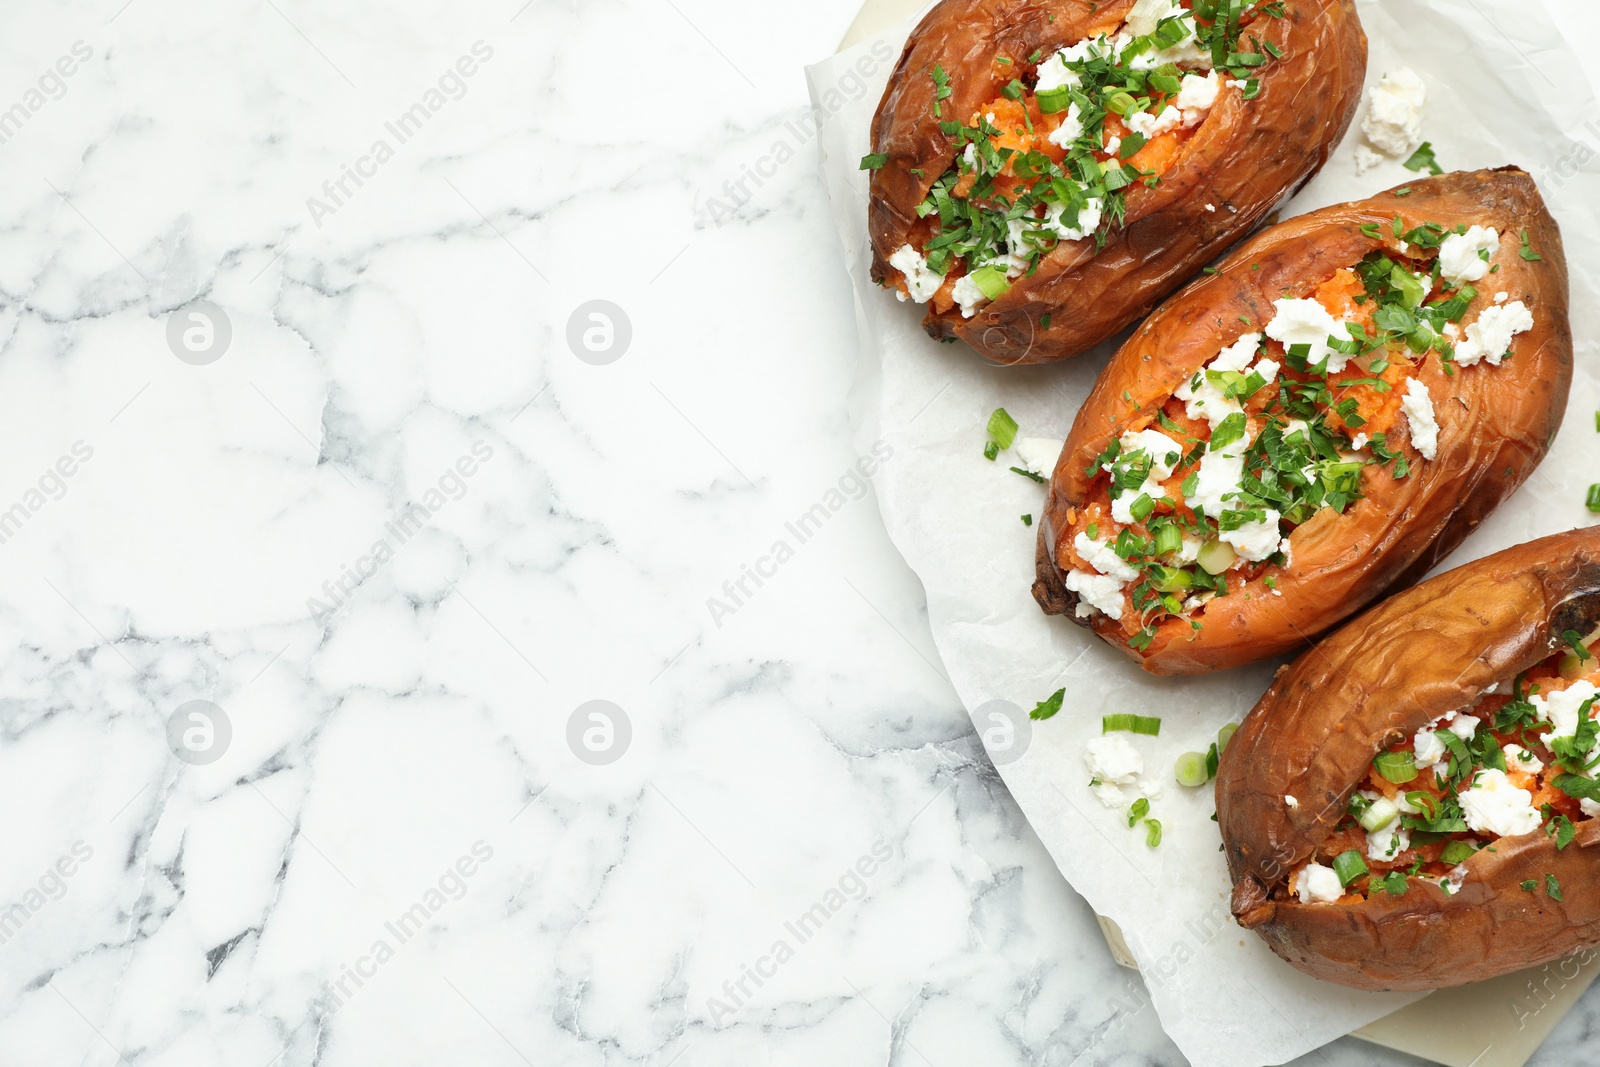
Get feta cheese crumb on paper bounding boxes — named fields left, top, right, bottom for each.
left=1014, top=437, right=1064, bottom=478
left=1401, top=377, right=1439, bottom=461
left=1454, top=300, right=1535, bottom=367
left=1437, top=225, right=1500, bottom=285
left=1084, top=734, right=1154, bottom=807
left=1284, top=795, right=1299, bottom=809
left=1353, top=144, right=1384, bottom=174
left=1361, top=68, right=1426, bottom=159
left=1295, top=862, right=1343, bottom=904
left=889, top=244, right=943, bottom=304
left=1460, top=768, right=1542, bottom=838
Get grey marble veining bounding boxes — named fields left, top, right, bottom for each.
left=0, top=0, right=1592, bottom=1064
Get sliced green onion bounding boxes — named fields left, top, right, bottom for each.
left=1103, top=714, right=1161, bottom=736
left=1218, top=722, right=1239, bottom=751
left=1145, top=819, right=1163, bottom=847
left=1332, top=849, right=1368, bottom=887
left=1440, top=840, right=1478, bottom=864
left=1204, top=742, right=1219, bottom=780
left=1404, top=791, right=1438, bottom=820
left=969, top=266, right=1011, bottom=300
left=1021, top=514, right=1033, bottom=526
left=983, top=440, right=1000, bottom=461
left=1152, top=524, right=1183, bottom=557
left=1358, top=797, right=1398, bottom=832
left=1197, top=539, right=1236, bottom=576
left=1104, top=90, right=1137, bottom=115
left=1035, top=85, right=1075, bottom=114
left=1588, top=484, right=1600, bottom=513
left=1388, top=264, right=1426, bottom=309
left=1147, top=565, right=1192, bottom=594
left=1372, top=750, right=1418, bottom=784
left=987, top=407, right=1019, bottom=450
left=1174, top=751, right=1209, bottom=787
left=1128, top=493, right=1155, bottom=522
left=1128, top=797, right=1150, bottom=826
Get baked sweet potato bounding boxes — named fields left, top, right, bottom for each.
left=865, top=0, right=1366, bottom=365
left=1032, top=168, right=1571, bottom=673
left=1217, top=528, right=1600, bottom=991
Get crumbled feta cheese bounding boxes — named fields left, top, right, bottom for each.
left=1530, top=680, right=1599, bottom=741
left=1353, top=144, right=1384, bottom=175
left=890, top=245, right=944, bottom=304
left=1285, top=795, right=1299, bottom=809
left=1204, top=203, right=1216, bottom=212
left=1128, top=105, right=1182, bottom=140
left=1174, top=333, right=1263, bottom=428
left=1125, top=0, right=1184, bottom=36
left=1453, top=301, right=1534, bottom=367
left=1085, top=733, right=1142, bottom=782
left=1084, top=735, right=1144, bottom=805
left=1066, top=571, right=1126, bottom=620
left=1176, top=71, right=1219, bottom=126
left=1412, top=726, right=1446, bottom=768
left=1444, top=712, right=1479, bottom=741
left=1014, top=437, right=1064, bottom=478
left=1108, top=429, right=1183, bottom=522
left=951, top=275, right=987, bottom=318
left=1047, top=103, right=1085, bottom=149
left=1459, top=768, right=1542, bottom=838
left=1075, top=533, right=1140, bottom=582
left=1437, top=226, right=1500, bottom=285
left=1349, top=433, right=1369, bottom=451
left=1105, top=134, right=1122, bottom=156
left=1034, top=51, right=1081, bottom=94
left=1042, top=197, right=1103, bottom=243
left=1219, top=507, right=1285, bottom=563
left=1295, top=862, right=1344, bottom=904
left=1190, top=430, right=1249, bottom=519
left=1401, top=378, right=1439, bottom=461
left=1503, top=743, right=1544, bottom=775
left=1442, top=323, right=1460, bottom=339
left=1367, top=820, right=1409, bottom=862
left=1226, top=78, right=1248, bottom=90
left=1583, top=797, right=1600, bottom=820
left=1495, top=291, right=1509, bottom=304
left=1130, top=20, right=1213, bottom=70
left=1177, top=536, right=1201, bottom=563
left=1265, top=298, right=1350, bottom=373
left=1362, top=68, right=1426, bottom=158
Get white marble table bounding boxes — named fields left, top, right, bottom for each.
left=0, top=0, right=1587, bottom=1064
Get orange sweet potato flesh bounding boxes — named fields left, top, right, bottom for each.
left=866, top=0, right=1367, bottom=365
left=1032, top=169, right=1572, bottom=674
left=1216, top=528, right=1600, bottom=991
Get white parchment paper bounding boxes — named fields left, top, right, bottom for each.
left=809, top=2, right=1600, bottom=1064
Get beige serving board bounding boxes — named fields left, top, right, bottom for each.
left=835, top=2, right=1600, bottom=1063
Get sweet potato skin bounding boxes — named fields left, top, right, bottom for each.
left=1032, top=169, right=1572, bottom=674
left=866, top=0, right=1367, bottom=365
left=1216, top=528, right=1600, bottom=991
